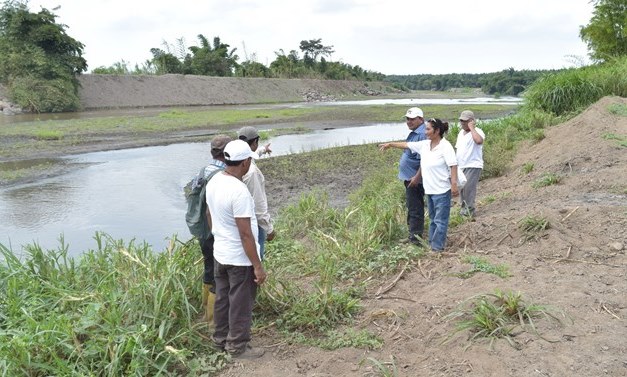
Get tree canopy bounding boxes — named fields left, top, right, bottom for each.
left=579, top=0, right=627, bottom=62
left=385, top=68, right=563, bottom=96
left=0, top=0, right=87, bottom=112
left=123, top=37, right=384, bottom=81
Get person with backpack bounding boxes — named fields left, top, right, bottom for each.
left=186, top=134, right=232, bottom=322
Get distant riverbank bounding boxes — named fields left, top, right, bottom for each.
left=76, top=74, right=402, bottom=109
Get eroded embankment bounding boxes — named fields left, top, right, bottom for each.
left=76, top=75, right=395, bottom=109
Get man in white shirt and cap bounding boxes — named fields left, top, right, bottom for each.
left=205, top=139, right=267, bottom=359
left=455, top=110, right=485, bottom=218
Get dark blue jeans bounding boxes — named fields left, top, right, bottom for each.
left=427, top=190, right=452, bottom=251
left=404, top=181, right=425, bottom=241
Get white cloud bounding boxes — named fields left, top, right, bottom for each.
left=27, top=0, right=594, bottom=74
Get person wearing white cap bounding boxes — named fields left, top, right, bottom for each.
left=205, top=139, right=266, bottom=359
left=396, top=107, right=428, bottom=244
left=455, top=110, right=484, bottom=218
left=237, top=126, right=276, bottom=260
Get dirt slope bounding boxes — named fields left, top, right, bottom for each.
left=221, top=96, right=627, bottom=377
left=77, top=74, right=394, bottom=109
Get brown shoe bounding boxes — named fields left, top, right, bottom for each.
left=229, top=344, right=265, bottom=359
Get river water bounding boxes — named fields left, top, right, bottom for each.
left=0, top=122, right=414, bottom=256
left=1, top=97, right=520, bottom=256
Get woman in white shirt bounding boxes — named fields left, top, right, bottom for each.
left=380, top=118, right=459, bottom=251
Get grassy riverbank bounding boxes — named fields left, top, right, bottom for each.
left=0, top=102, right=516, bottom=185
left=0, top=104, right=515, bottom=157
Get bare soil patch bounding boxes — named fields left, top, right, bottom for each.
left=76, top=75, right=397, bottom=109
left=221, top=97, right=627, bottom=376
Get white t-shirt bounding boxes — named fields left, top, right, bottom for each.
left=407, top=139, right=458, bottom=195
left=205, top=172, right=260, bottom=266
left=455, top=128, right=485, bottom=169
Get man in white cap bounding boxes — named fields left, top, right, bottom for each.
left=237, top=126, right=275, bottom=259
left=205, top=139, right=266, bottom=359
left=455, top=110, right=485, bottom=218
left=397, top=107, right=427, bottom=244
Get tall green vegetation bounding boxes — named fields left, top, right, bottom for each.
left=524, top=56, right=627, bottom=115
left=256, top=149, right=418, bottom=339
left=579, top=0, right=627, bottom=62
left=95, top=37, right=384, bottom=82
left=0, top=234, right=227, bottom=376
left=0, top=1, right=87, bottom=112
left=522, top=0, right=626, bottom=116
left=92, top=59, right=154, bottom=75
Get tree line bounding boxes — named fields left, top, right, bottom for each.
left=92, top=36, right=385, bottom=82
left=1, top=0, right=624, bottom=112
left=384, top=68, right=564, bottom=96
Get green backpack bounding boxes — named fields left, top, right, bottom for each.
left=185, top=166, right=223, bottom=242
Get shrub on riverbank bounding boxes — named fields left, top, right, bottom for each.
left=257, top=168, right=408, bottom=325
left=524, top=56, right=627, bottom=116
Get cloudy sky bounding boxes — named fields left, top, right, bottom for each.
left=28, top=0, right=595, bottom=75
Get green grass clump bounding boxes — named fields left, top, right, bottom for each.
left=0, top=233, right=226, bottom=376
left=521, top=162, right=535, bottom=174
left=530, top=129, right=545, bottom=143
left=518, top=215, right=550, bottom=241
left=363, top=357, right=397, bottom=377
left=445, top=290, right=562, bottom=349
left=455, top=255, right=510, bottom=279
left=608, top=103, right=627, bottom=116
left=602, top=133, right=627, bottom=148
left=33, top=129, right=64, bottom=140
left=448, top=205, right=471, bottom=228
left=289, top=328, right=383, bottom=351
left=479, top=192, right=511, bottom=206
left=533, top=173, right=561, bottom=188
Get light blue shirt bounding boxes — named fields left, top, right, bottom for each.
left=203, top=159, right=227, bottom=179
left=398, top=123, right=426, bottom=181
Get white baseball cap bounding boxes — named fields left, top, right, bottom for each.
left=223, top=140, right=259, bottom=162
left=405, top=107, right=424, bottom=119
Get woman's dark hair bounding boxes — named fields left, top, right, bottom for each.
left=427, top=118, right=449, bottom=137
